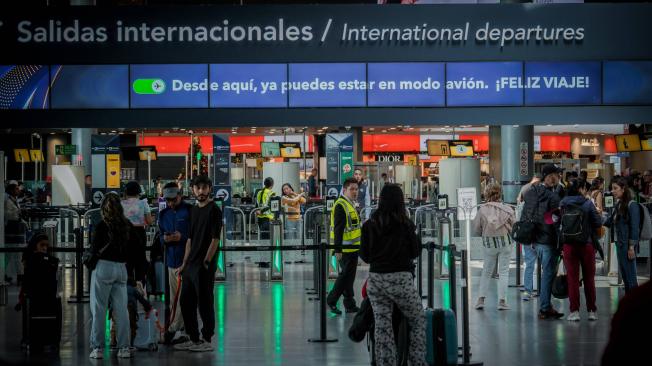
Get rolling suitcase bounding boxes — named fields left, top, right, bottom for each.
left=133, top=309, right=161, bottom=351
left=425, top=308, right=458, bottom=366
left=23, top=296, right=63, bottom=353
left=367, top=304, right=410, bottom=366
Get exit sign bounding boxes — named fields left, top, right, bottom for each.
left=55, top=144, right=77, bottom=155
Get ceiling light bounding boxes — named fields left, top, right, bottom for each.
left=369, top=128, right=375, bottom=131
left=547, top=124, right=552, bottom=127
left=131, top=130, right=138, bottom=133
left=164, top=131, right=170, bottom=134
left=485, top=125, right=490, bottom=128
left=382, top=130, right=387, bottom=133
left=111, top=130, right=117, bottom=133
left=573, top=124, right=579, bottom=128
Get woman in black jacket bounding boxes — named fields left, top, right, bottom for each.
left=359, top=184, right=426, bottom=366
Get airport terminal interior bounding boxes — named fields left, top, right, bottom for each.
left=2, top=1, right=652, bottom=366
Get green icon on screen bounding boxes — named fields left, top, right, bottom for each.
left=133, top=78, right=166, bottom=95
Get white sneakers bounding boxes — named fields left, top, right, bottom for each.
left=474, top=298, right=485, bottom=310
left=173, top=340, right=195, bottom=351
left=90, top=347, right=132, bottom=359
left=498, top=300, right=511, bottom=311
left=174, top=339, right=213, bottom=352
left=567, top=311, right=581, bottom=322
left=189, top=340, right=214, bottom=352
left=89, top=348, right=103, bottom=359
left=117, top=348, right=133, bottom=358
left=588, top=312, right=598, bottom=321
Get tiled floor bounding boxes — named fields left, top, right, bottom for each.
left=0, top=261, right=645, bottom=366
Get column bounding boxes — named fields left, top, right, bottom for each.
left=501, top=125, right=534, bottom=204
left=71, top=128, right=95, bottom=177
left=351, top=127, right=363, bottom=163
left=489, top=126, right=502, bottom=184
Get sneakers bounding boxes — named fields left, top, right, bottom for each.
left=327, top=303, right=342, bottom=315
left=522, top=292, right=532, bottom=301
left=498, top=300, right=510, bottom=311
left=588, top=311, right=598, bottom=321
left=539, top=308, right=565, bottom=320
left=474, top=298, right=485, bottom=310
left=173, top=340, right=195, bottom=351
left=89, top=348, right=103, bottom=359
left=163, top=331, right=175, bottom=345
left=189, top=340, right=213, bottom=352
left=567, top=311, right=581, bottom=322
left=117, top=348, right=134, bottom=358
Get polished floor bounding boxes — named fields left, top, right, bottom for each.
left=0, top=260, right=647, bottom=366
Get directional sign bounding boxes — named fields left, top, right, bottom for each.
left=92, top=189, right=105, bottom=207
left=55, top=144, right=77, bottom=155
left=519, top=142, right=529, bottom=176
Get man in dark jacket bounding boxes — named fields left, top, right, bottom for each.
left=522, top=164, right=564, bottom=320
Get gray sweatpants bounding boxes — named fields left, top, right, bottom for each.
left=367, top=272, right=427, bottom=366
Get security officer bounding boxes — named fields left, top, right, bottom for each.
left=256, top=177, right=275, bottom=240
left=326, top=177, right=361, bottom=315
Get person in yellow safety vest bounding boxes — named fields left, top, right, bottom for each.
left=326, top=177, right=361, bottom=315
left=256, top=177, right=276, bottom=241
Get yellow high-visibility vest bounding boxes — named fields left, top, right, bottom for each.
left=330, top=197, right=361, bottom=253
left=256, top=188, right=275, bottom=220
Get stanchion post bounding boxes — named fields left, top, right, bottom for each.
left=307, top=234, right=337, bottom=343
left=164, top=249, right=171, bottom=329
left=68, top=227, right=89, bottom=303
left=448, top=244, right=457, bottom=316
left=460, top=249, right=483, bottom=366
left=511, top=243, right=522, bottom=288
left=308, top=222, right=321, bottom=301
left=427, top=241, right=435, bottom=309
left=417, top=223, right=423, bottom=299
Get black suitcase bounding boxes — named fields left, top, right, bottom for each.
left=367, top=304, right=409, bottom=366
left=23, top=296, right=63, bottom=352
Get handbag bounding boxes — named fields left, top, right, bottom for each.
left=82, top=241, right=111, bottom=271
left=551, top=258, right=569, bottom=299
left=511, top=220, right=536, bottom=244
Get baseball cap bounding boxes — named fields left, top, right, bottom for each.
left=163, top=187, right=180, bottom=199
left=541, top=164, right=562, bottom=178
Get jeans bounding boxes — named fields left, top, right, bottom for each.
left=535, top=244, right=558, bottom=312
left=284, top=220, right=301, bottom=240
left=522, top=244, right=537, bottom=294
left=90, top=260, right=129, bottom=349
left=479, top=244, right=512, bottom=302
left=616, top=243, right=638, bottom=293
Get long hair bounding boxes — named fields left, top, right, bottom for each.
left=611, top=177, right=632, bottom=219
left=371, top=184, right=410, bottom=232
left=484, top=183, right=502, bottom=202
left=281, top=183, right=294, bottom=196
left=590, top=176, right=604, bottom=192
left=101, top=192, right=130, bottom=244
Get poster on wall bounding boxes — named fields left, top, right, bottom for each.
left=106, top=154, right=121, bottom=189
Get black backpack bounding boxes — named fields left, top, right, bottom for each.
left=560, top=203, right=590, bottom=245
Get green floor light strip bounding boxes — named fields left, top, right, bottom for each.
left=272, top=283, right=284, bottom=361
left=215, top=284, right=226, bottom=355
left=216, top=239, right=226, bottom=280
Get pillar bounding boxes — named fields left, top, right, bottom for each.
left=351, top=127, right=363, bottom=163
left=489, top=126, right=502, bottom=184
left=71, top=128, right=95, bottom=177
left=501, top=125, right=534, bottom=204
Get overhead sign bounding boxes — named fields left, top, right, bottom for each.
left=426, top=140, right=450, bottom=156
left=55, top=144, right=77, bottom=155
left=641, top=133, right=652, bottom=151
left=14, top=149, right=30, bottom=163
left=449, top=140, right=474, bottom=157
left=30, top=150, right=44, bottom=162
left=615, top=134, right=642, bottom=152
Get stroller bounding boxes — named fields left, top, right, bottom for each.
left=348, top=279, right=409, bottom=366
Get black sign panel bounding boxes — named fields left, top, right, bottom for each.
left=2, top=4, right=652, bottom=64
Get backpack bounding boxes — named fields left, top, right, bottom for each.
left=560, top=203, right=591, bottom=245
left=630, top=201, right=652, bottom=241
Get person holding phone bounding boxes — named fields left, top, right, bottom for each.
left=174, top=176, right=223, bottom=352
left=158, top=182, right=191, bottom=345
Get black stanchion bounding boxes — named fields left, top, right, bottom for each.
left=460, top=250, right=483, bottom=366
left=164, top=250, right=171, bottom=330
left=68, top=227, right=89, bottom=304
left=308, top=223, right=321, bottom=302
left=510, top=243, right=522, bottom=288
left=427, top=241, right=435, bottom=309
left=417, top=223, right=424, bottom=299
left=537, top=258, right=542, bottom=294
left=307, top=236, right=337, bottom=343
left=448, top=244, right=457, bottom=317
